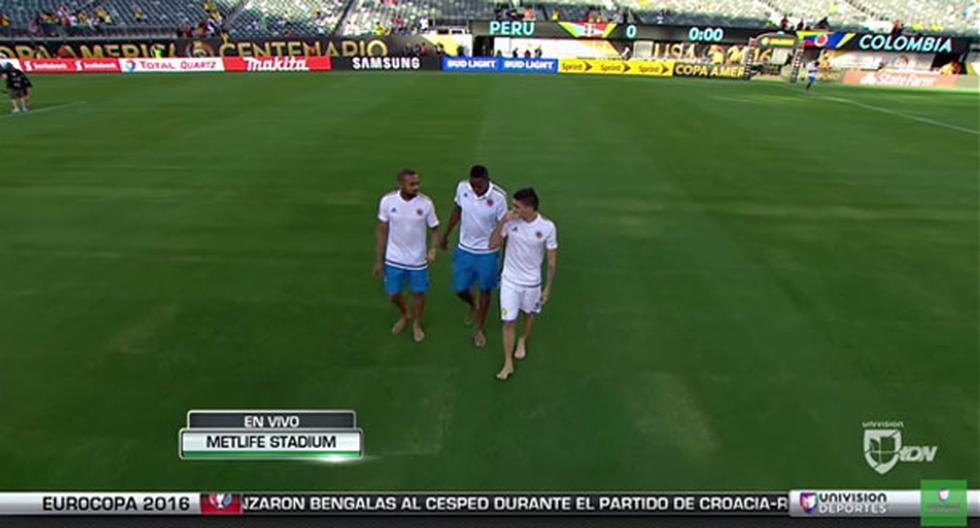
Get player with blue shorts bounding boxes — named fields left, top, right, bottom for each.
left=373, top=169, right=441, bottom=343
left=805, top=60, right=819, bottom=92
left=439, top=165, right=507, bottom=347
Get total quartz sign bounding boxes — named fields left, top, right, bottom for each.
left=120, top=58, right=224, bottom=73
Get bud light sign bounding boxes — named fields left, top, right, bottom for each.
left=442, top=57, right=499, bottom=72
left=499, top=58, right=557, bottom=73
left=442, top=57, right=557, bottom=74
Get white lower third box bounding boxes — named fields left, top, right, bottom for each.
left=179, top=429, right=363, bottom=461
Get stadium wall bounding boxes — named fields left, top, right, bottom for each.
left=0, top=36, right=469, bottom=59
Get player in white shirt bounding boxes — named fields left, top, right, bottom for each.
left=439, top=165, right=508, bottom=348
left=805, top=60, right=819, bottom=92
left=373, top=169, right=441, bottom=343
left=488, top=188, right=558, bottom=381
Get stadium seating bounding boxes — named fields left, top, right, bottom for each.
left=230, top=0, right=347, bottom=36
left=1, top=0, right=976, bottom=35
left=619, top=0, right=770, bottom=27
left=846, top=0, right=976, bottom=34
left=0, top=0, right=236, bottom=35
left=337, top=0, right=497, bottom=35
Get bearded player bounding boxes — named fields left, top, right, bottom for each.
left=488, top=188, right=557, bottom=380
left=439, top=165, right=507, bottom=347
left=373, top=169, right=441, bottom=343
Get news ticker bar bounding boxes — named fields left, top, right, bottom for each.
left=0, top=492, right=975, bottom=516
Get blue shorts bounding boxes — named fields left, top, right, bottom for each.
left=451, top=247, right=499, bottom=292
left=806, top=75, right=816, bottom=84
left=383, top=264, right=429, bottom=296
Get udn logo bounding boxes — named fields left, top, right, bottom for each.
left=863, top=427, right=938, bottom=474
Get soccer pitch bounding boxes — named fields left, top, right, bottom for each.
left=0, top=73, right=976, bottom=491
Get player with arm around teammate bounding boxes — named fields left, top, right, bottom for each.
left=488, top=188, right=557, bottom=381
left=439, top=165, right=508, bottom=348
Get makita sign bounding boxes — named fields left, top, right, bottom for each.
left=857, top=34, right=953, bottom=53
left=222, top=56, right=331, bottom=71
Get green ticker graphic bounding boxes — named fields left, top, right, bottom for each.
left=920, top=480, right=967, bottom=527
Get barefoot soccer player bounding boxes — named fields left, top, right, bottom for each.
left=2, top=63, right=31, bottom=114
left=439, top=165, right=508, bottom=348
left=488, top=188, right=557, bottom=380
left=373, top=169, right=441, bottom=343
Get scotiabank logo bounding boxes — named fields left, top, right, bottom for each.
left=77, top=59, right=121, bottom=72
left=123, top=58, right=224, bottom=73
left=22, top=59, right=74, bottom=72
left=222, top=56, right=331, bottom=72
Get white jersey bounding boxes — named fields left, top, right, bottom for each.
left=454, top=180, right=507, bottom=255
left=501, top=213, right=558, bottom=288
left=807, top=62, right=818, bottom=76
left=377, top=191, right=439, bottom=270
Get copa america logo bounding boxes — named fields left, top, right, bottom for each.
left=123, top=59, right=137, bottom=73
left=208, top=493, right=233, bottom=509
left=799, top=492, right=817, bottom=513
left=938, top=488, right=950, bottom=502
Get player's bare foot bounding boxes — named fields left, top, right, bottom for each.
left=474, top=329, right=486, bottom=348
left=515, top=338, right=527, bottom=359
left=412, top=324, right=426, bottom=343
left=391, top=317, right=409, bottom=335
left=496, top=364, right=513, bottom=380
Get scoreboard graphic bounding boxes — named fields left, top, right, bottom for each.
left=179, top=409, right=363, bottom=461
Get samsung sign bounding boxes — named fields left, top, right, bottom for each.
left=351, top=56, right=422, bottom=70
left=857, top=34, right=954, bottom=53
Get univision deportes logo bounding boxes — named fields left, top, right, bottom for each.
left=799, top=492, right=817, bottom=513
left=803, top=492, right=888, bottom=515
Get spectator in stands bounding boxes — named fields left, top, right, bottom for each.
left=534, top=46, right=542, bottom=58
left=523, top=6, right=533, bottom=20
left=779, top=15, right=788, bottom=30
left=795, top=19, right=803, bottom=30
left=511, top=48, right=518, bottom=58
left=133, top=4, right=143, bottom=22
left=0, top=12, right=10, bottom=34
left=523, top=48, right=531, bottom=58
left=891, top=19, right=901, bottom=35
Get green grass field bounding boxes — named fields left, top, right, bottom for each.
left=0, top=72, right=976, bottom=491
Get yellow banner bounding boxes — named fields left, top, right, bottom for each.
left=558, top=58, right=674, bottom=77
